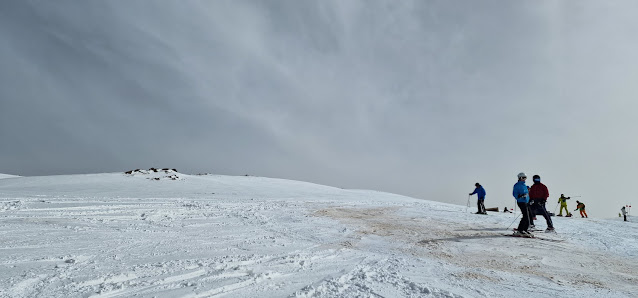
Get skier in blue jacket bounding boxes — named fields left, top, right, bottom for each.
left=469, top=183, right=486, bottom=214
left=512, top=172, right=532, bottom=237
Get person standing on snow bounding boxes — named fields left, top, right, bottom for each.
left=512, top=172, right=532, bottom=237
left=469, top=183, right=486, bottom=214
left=528, top=175, right=554, bottom=232
left=557, top=194, right=571, bottom=217
left=574, top=200, right=588, bottom=218
left=621, top=206, right=628, bottom=221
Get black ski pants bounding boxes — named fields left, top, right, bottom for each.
left=517, top=201, right=531, bottom=232
left=477, top=199, right=485, bottom=214
left=530, top=201, right=553, bottom=229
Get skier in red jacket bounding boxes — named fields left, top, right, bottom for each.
left=528, top=174, right=555, bottom=232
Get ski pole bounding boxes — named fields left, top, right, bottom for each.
left=466, top=195, right=471, bottom=213
left=506, top=213, right=522, bottom=230
left=553, top=202, right=560, bottom=214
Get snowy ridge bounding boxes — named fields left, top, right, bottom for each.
left=0, top=173, right=636, bottom=297
left=0, top=173, right=20, bottom=179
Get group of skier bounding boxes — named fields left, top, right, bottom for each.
left=557, top=193, right=590, bottom=218
left=468, top=172, right=592, bottom=238
left=511, top=172, right=555, bottom=237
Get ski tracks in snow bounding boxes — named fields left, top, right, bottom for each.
left=2, top=193, right=637, bottom=297
left=294, top=257, right=462, bottom=298
left=2, top=196, right=441, bottom=297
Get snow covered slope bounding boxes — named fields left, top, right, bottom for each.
left=0, top=173, right=20, bottom=179
left=0, top=173, right=636, bottom=297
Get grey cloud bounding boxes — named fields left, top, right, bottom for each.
left=1, top=1, right=637, bottom=217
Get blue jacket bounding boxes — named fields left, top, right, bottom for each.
left=512, top=180, right=529, bottom=203
left=470, top=186, right=486, bottom=200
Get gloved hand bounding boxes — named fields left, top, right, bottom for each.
left=529, top=200, right=535, bottom=205
left=469, top=193, right=472, bottom=195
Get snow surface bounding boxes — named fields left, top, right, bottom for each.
left=0, top=172, right=636, bottom=297
left=0, top=174, right=20, bottom=180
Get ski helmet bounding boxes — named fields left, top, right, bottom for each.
left=533, top=175, right=540, bottom=182
left=517, top=172, right=527, bottom=179
left=475, top=183, right=480, bottom=187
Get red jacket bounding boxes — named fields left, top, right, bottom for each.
left=529, top=182, right=549, bottom=201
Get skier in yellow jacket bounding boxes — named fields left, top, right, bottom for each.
left=557, top=194, right=571, bottom=217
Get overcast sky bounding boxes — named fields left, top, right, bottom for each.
left=1, top=1, right=637, bottom=218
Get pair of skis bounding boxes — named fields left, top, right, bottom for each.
left=505, top=229, right=563, bottom=242
left=513, top=228, right=555, bottom=233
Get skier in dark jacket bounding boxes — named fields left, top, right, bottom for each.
left=575, top=201, right=588, bottom=218
left=528, top=175, right=554, bottom=232
left=469, top=183, right=486, bottom=214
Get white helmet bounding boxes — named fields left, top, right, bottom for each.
left=517, top=172, right=527, bottom=179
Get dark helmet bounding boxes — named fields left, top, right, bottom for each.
left=475, top=183, right=480, bottom=187
left=533, top=175, right=540, bottom=180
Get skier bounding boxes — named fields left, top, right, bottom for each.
left=557, top=194, right=571, bottom=217
left=469, top=183, right=486, bottom=214
left=621, top=206, right=628, bottom=222
left=574, top=200, right=588, bottom=218
left=512, top=172, right=532, bottom=237
left=528, top=175, right=554, bottom=232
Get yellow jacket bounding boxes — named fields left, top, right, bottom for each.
left=558, top=195, right=569, bottom=206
